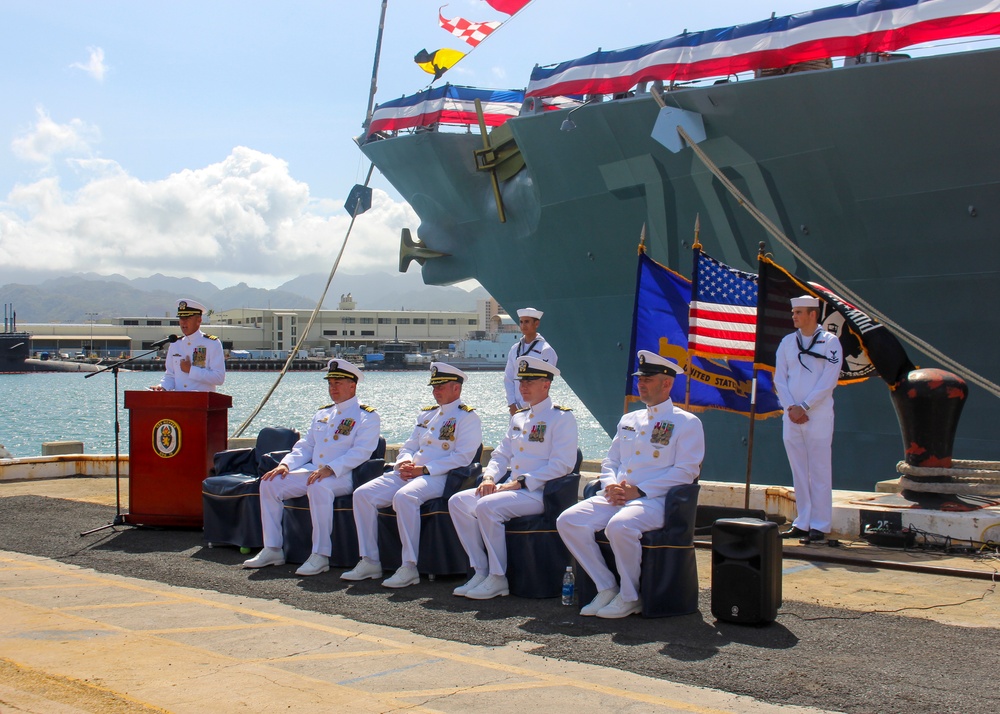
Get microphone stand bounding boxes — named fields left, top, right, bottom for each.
left=80, top=342, right=173, bottom=536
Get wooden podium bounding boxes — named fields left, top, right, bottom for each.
left=124, top=390, right=232, bottom=527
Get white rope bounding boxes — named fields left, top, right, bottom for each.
left=231, top=167, right=374, bottom=438
left=673, top=121, right=1000, bottom=400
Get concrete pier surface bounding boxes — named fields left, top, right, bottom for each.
left=0, top=476, right=997, bottom=714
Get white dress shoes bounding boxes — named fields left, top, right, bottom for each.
left=595, top=593, right=642, bottom=619
left=580, top=587, right=620, bottom=616
left=464, top=574, right=509, bottom=600
left=242, top=547, right=285, bottom=569
left=295, top=553, right=330, bottom=576
left=382, top=564, right=420, bottom=588
left=341, top=558, right=383, bottom=581
left=452, top=571, right=488, bottom=597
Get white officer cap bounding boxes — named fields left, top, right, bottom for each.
left=790, top=295, right=820, bottom=308
left=176, top=299, right=206, bottom=317
left=325, top=358, right=363, bottom=382
left=632, top=350, right=684, bottom=377
left=516, top=307, right=543, bottom=320
left=516, top=355, right=559, bottom=380
left=429, top=362, right=467, bottom=385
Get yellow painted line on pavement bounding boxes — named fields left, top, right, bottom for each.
left=0, top=554, right=752, bottom=714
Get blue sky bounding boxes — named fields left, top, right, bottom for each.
left=0, top=0, right=990, bottom=288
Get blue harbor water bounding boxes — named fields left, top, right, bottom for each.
left=0, top=370, right=612, bottom=459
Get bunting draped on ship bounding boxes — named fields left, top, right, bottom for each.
left=526, top=0, right=1000, bottom=97
left=627, top=250, right=782, bottom=419
left=367, top=85, right=525, bottom=137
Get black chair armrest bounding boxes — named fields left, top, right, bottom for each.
left=352, top=458, right=387, bottom=490
left=442, top=462, right=482, bottom=499
left=257, top=450, right=292, bottom=476
left=212, top=447, right=255, bottom=477
left=582, top=479, right=601, bottom=499
left=541, top=473, right=582, bottom=515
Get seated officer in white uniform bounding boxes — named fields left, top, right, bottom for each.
left=557, top=351, right=704, bottom=618
left=149, top=299, right=226, bottom=392
left=449, top=355, right=578, bottom=600
left=243, top=359, right=380, bottom=576
left=342, top=362, right=482, bottom=588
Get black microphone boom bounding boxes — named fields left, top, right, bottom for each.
left=152, top=335, right=179, bottom=348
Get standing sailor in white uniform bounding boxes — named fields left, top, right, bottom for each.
left=243, top=359, right=380, bottom=576
left=557, top=351, right=704, bottom=618
left=342, top=362, right=482, bottom=588
left=774, top=295, right=842, bottom=544
left=504, top=307, right=557, bottom=416
left=450, top=355, right=578, bottom=600
left=149, top=299, right=226, bottom=392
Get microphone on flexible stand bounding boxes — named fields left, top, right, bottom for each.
left=151, top=334, right=179, bottom=348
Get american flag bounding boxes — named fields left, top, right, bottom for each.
left=688, top=250, right=758, bottom=360
left=439, top=11, right=501, bottom=48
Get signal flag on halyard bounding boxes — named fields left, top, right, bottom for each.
left=414, top=48, right=466, bottom=79
left=439, top=10, right=502, bottom=47
left=627, top=251, right=782, bottom=418
left=527, top=0, right=1000, bottom=97
left=485, top=0, right=532, bottom=15
left=756, top=255, right=915, bottom=386
left=689, top=249, right=758, bottom=360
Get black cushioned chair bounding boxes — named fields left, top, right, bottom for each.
left=376, top=445, right=483, bottom=577
left=201, top=426, right=301, bottom=548
left=575, top=479, right=701, bottom=617
left=502, top=449, right=583, bottom=598
left=281, top=437, right=387, bottom=566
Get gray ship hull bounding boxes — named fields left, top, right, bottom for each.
left=361, top=48, right=1000, bottom=490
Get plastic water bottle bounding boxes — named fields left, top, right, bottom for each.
left=561, top=566, right=575, bottom=605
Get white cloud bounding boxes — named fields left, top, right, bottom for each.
left=0, top=145, right=417, bottom=283
left=70, top=47, right=108, bottom=82
left=11, top=108, right=100, bottom=166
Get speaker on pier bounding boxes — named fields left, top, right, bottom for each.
left=711, top=518, right=781, bottom=625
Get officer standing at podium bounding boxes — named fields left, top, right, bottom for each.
left=149, top=299, right=226, bottom=392
left=243, top=359, right=380, bottom=576
left=557, top=351, right=704, bottom=618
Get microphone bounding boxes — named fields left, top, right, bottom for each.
left=152, top=335, right=179, bottom=348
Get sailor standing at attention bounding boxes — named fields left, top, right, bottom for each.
left=342, top=362, right=482, bottom=588
left=774, top=295, right=842, bottom=544
left=504, top=307, right=557, bottom=416
left=449, top=355, right=578, bottom=600
left=557, top=351, right=704, bottom=618
left=243, top=359, right=380, bottom=576
left=149, top=299, right=226, bottom=392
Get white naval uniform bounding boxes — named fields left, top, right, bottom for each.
left=449, top=397, right=578, bottom=576
left=259, top=397, right=380, bottom=556
left=352, top=399, right=482, bottom=566
left=557, top=399, right=704, bottom=604
left=774, top=327, right=842, bottom=534
left=159, top=329, right=226, bottom=392
left=503, top=335, right=558, bottom=410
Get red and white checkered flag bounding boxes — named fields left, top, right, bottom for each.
left=439, top=10, right=501, bottom=48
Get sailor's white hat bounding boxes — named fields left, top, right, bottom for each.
left=632, top=350, right=684, bottom=377
left=325, top=358, right=363, bottom=382
left=429, top=362, right=467, bottom=385
left=516, top=355, right=559, bottom=380
left=790, top=295, right=820, bottom=308
left=516, top=307, right=543, bottom=320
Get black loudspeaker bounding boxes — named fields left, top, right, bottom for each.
left=711, top=518, right=782, bottom=624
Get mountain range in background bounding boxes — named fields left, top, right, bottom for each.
left=0, top=271, right=489, bottom=324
